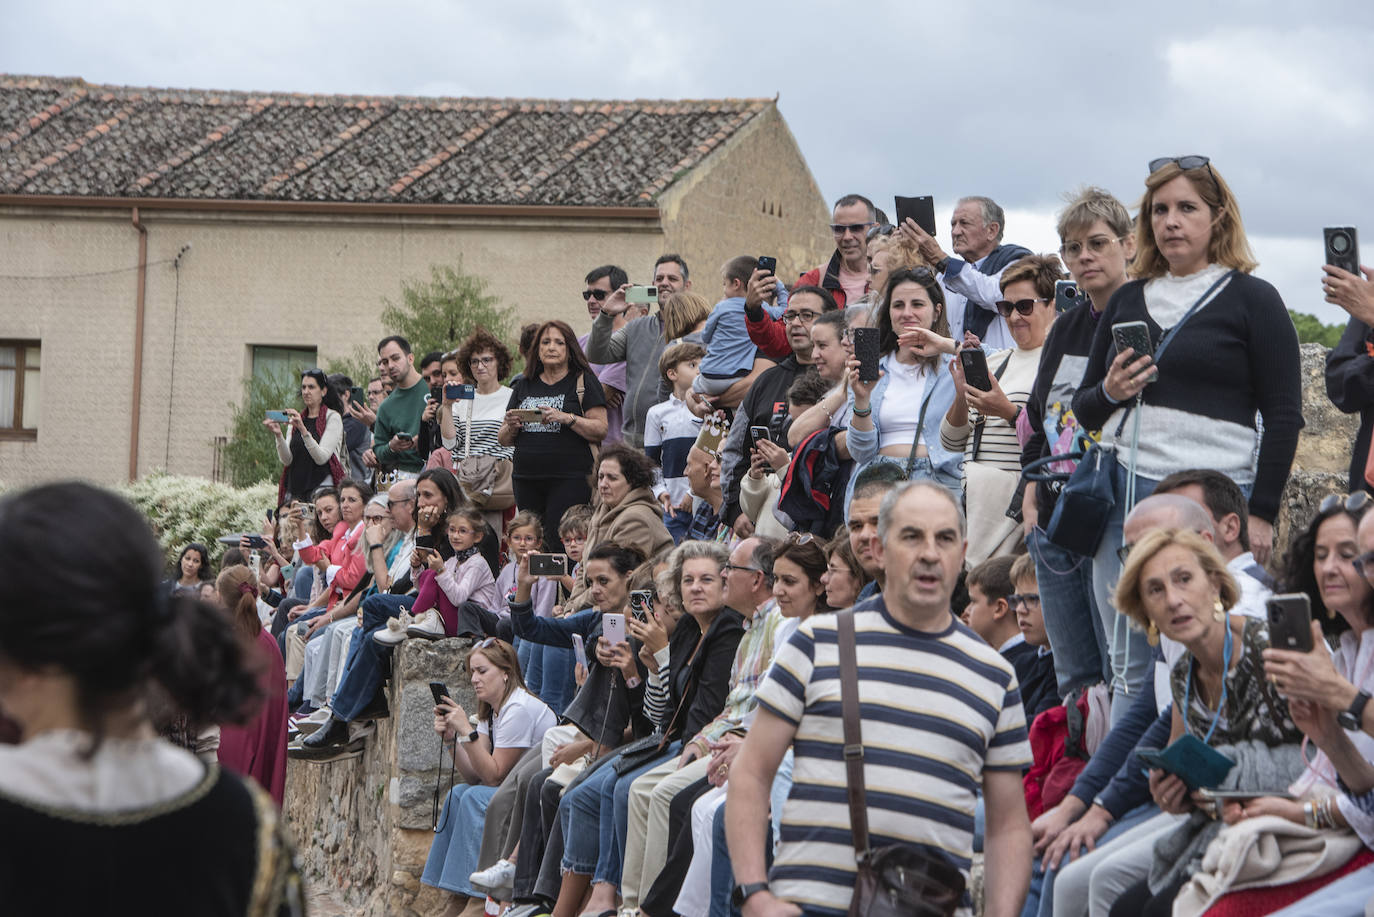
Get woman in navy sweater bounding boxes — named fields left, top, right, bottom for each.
left=1072, top=156, right=1302, bottom=708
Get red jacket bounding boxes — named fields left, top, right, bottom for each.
left=297, top=521, right=366, bottom=609
left=746, top=250, right=862, bottom=359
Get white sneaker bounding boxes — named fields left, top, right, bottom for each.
left=373, top=611, right=414, bottom=646
left=405, top=608, right=446, bottom=640
left=295, top=705, right=334, bottom=735
left=469, top=858, right=516, bottom=896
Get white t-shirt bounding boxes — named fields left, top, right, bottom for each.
left=477, top=687, right=557, bottom=749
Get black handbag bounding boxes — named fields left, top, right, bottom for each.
left=836, top=609, right=965, bottom=917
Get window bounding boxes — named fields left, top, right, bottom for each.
left=251, top=345, right=318, bottom=386
left=0, top=341, right=39, bottom=439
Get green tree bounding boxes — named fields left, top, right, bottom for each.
left=380, top=261, right=512, bottom=358
left=1288, top=310, right=1346, bottom=348
left=221, top=371, right=300, bottom=487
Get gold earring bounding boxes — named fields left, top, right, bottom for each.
left=1146, top=622, right=1159, bottom=646
left=1213, top=597, right=1226, bottom=622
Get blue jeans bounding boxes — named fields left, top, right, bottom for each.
left=1028, top=526, right=1108, bottom=697
left=515, top=639, right=575, bottom=717
left=560, top=745, right=678, bottom=884
left=663, top=508, right=693, bottom=544
left=710, top=750, right=792, bottom=916
left=421, top=783, right=498, bottom=896
left=1092, top=465, right=1159, bottom=719
left=331, top=593, right=413, bottom=722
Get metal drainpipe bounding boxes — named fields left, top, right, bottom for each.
left=129, top=207, right=147, bottom=482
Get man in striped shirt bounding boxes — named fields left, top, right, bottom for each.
left=727, top=481, right=1034, bottom=917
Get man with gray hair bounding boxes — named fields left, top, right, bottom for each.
left=727, top=481, right=1033, bottom=917
left=907, top=195, right=1032, bottom=348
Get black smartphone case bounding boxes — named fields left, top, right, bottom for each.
left=853, top=327, right=881, bottom=382
left=959, top=349, right=992, bottom=391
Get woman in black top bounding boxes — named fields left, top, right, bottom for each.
left=0, top=482, right=303, bottom=916
left=1071, top=156, right=1302, bottom=704
left=500, top=319, right=608, bottom=551
left=164, top=542, right=212, bottom=596
left=267, top=368, right=346, bottom=505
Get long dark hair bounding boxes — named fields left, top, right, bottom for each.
left=302, top=368, right=345, bottom=416
left=417, top=468, right=465, bottom=559
left=876, top=268, right=950, bottom=361
left=526, top=320, right=593, bottom=383
left=1281, top=499, right=1374, bottom=640
left=0, top=483, right=261, bottom=752
left=174, top=542, right=212, bottom=582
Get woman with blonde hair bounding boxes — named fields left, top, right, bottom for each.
left=662, top=290, right=712, bottom=344
left=1072, top=156, right=1303, bottom=706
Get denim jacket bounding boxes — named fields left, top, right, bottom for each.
left=844, top=351, right=963, bottom=516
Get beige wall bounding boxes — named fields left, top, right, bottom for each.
left=659, top=105, right=832, bottom=286
left=0, top=207, right=663, bottom=487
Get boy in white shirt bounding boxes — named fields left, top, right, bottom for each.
left=645, top=341, right=706, bottom=543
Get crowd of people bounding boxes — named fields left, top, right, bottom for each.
left=3, top=155, right=1374, bottom=917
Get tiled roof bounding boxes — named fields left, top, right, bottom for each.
left=0, top=75, right=774, bottom=207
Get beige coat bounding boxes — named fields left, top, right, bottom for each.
left=564, top=487, right=673, bottom=612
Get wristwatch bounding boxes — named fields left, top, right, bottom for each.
left=935, top=256, right=951, bottom=273
left=1338, top=691, right=1370, bottom=730
left=458, top=729, right=479, bottom=744
left=732, top=882, right=770, bottom=907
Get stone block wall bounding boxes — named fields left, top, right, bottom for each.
left=285, top=636, right=479, bottom=917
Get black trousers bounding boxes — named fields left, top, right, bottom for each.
left=640, top=775, right=714, bottom=917
left=513, top=475, right=591, bottom=553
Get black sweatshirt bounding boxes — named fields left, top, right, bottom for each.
left=1071, top=272, right=1302, bottom=522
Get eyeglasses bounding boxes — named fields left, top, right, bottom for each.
left=581, top=289, right=610, bottom=301
left=1059, top=235, right=1123, bottom=261
left=1008, top=593, right=1041, bottom=610
left=1319, top=492, right=1372, bottom=516
left=1148, top=154, right=1220, bottom=196
left=470, top=355, right=496, bottom=366
left=474, top=637, right=500, bottom=650
left=364, top=515, right=387, bottom=523
left=786, top=533, right=816, bottom=545
left=1354, top=551, right=1374, bottom=579
left=995, top=298, right=1050, bottom=317
left=831, top=222, right=876, bottom=236
left=723, top=563, right=764, bottom=576
left=1118, top=543, right=1134, bottom=565
left=866, top=223, right=896, bottom=241
left=782, top=309, right=820, bottom=325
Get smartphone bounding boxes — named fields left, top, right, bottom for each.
left=571, top=633, right=588, bottom=669
left=1266, top=593, right=1315, bottom=654
left=894, top=195, right=937, bottom=236
left=959, top=348, right=993, bottom=392
left=512, top=409, right=545, bottom=423
left=1197, top=788, right=1296, bottom=802
left=216, top=533, right=267, bottom=548
left=414, top=534, right=436, bottom=551
left=626, top=285, right=658, bottom=305
left=529, top=553, right=569, bottom=577
left=629, top=589, right=653, bottom=620
left=1325, top=226, right=1360, bottom=276
left=852, top=326, right=881, bottom=383
left=1112, top=321, right=1154, bottom=361
left=1136, top=736, right=1236, bottom=791
left=265, top=410, right=289, bottom=423
left=1054, top=280, right=1080, bottom=313
left=249, top=550, right=262, bottom=579
left=693, top=415, right=728, bottom=459
left=603, top=612, right=627, bottom=645
left=444, top=382, right=470, bottom=400
left=299, top=503, right=316, bottom=525
left=756, top=256, right=777, bottom=275
left=749, top=425, right=772, bottom=451
left=429, top=681, right=450, bottom=706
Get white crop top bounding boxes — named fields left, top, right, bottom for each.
left=877, top=359, right=932, bottom=450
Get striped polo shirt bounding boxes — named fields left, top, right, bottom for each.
left=754, top=595, right=1031, bottom=916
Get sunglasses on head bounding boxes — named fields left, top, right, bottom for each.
left=1319, top=492, right=1373, bottom=516
left=995, top=298, right=1049, bottom=317
left=1148, top=154, right=1220, bottom=196
left=786, top=532, right=816, bottom=545
left=581, top=289, right=609, bottom=301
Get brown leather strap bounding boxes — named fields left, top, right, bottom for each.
left=837, top=608, right=869, bottom=860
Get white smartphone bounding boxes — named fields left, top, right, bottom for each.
left=571, top=633, right=588, bottom=668
left=249, top=550, right=262, bottom=579
left=602, top=612, right=627, bottom=645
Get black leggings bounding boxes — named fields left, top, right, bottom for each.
left=513, top=475, right=591, bottom=552
left=1108, top=876, right=1188, bottom=917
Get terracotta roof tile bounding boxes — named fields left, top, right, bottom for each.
left=0, top=75, right=771, bottom=206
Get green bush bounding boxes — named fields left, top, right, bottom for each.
left=221, top=372, right=301, bottom=488
left=120, top=472, right=278, bottom=571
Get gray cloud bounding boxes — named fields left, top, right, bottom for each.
left=6, top=0, right=1371, bottom=323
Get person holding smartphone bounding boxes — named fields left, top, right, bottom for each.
left=844, top=268, right=961, bottom=517
left=422, top=639, right=555, bottom=917
left=266, top=368, right=347, bottom=504
left=440, top=331, right=516, bottom=466
left=1102, top=528, right=1304, bottom=916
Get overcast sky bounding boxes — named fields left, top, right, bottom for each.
left=7, top=0, right=1371, bottom=325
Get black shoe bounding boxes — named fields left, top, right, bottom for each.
left=288, top=736, right=365, bottom=763
left=290, top=717, right=348, bottom=757
left=355, top=689, right=390, bottom=721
